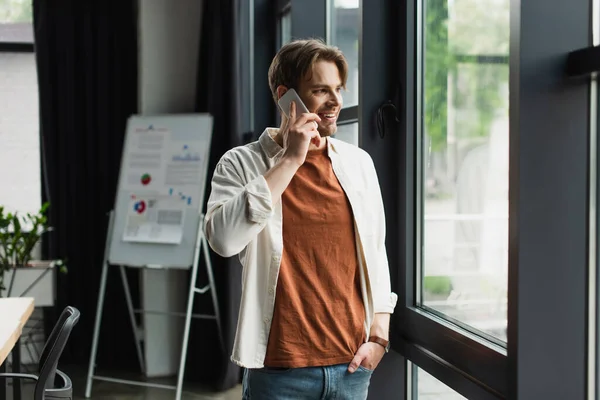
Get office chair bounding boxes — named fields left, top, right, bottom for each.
left=0, top=306, right=80, bottom=400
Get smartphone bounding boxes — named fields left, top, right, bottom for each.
left=277, top=88, right=310, bottom=118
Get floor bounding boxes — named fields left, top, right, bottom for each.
left=5, top=366, right=243, bottom=400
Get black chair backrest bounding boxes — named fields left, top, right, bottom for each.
left=35, top=306, right=80, bottom=398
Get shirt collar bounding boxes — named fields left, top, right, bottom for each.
left=258, top=128, right=339, bottom=159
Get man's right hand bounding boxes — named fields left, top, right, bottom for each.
left=281, top=101, right=322, bottom=166
left=263, top=101, right=322, bottom=204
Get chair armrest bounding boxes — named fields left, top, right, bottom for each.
left=0, top=373, right=39, bottom=382
left=45, top=369, right=72, bottom=396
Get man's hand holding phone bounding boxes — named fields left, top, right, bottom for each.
left=281, top=100, right=322, bottom=166
left=263, top=90, right=323, bottom=204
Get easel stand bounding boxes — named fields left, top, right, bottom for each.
left=84, top=211, right=224, bottom=399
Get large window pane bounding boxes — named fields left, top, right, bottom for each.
left=0, top=52, right=41, bottom=215
left=414, top=366, right=466, bottom=400
left=328, top=0, right=359, bottom=107
left=419, top=0, right=509, bottom=342
left=0, top=0, right=33, bottom=41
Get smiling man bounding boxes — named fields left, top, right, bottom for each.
left=204, top=38, right=397, bottom=400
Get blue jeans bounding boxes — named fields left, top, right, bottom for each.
left=242, top=363, right=373, bottom=400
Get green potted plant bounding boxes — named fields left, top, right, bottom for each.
left=0, top=202, right=66, bottom=301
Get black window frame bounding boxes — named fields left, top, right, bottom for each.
left=390, top=0, right=594, bottom=398
left=0, top=41, right=33, bottom=52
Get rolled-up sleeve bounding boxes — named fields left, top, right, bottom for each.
left=204, top=158, right=274, bottom=258
left=245, top=175, right=273, bottom=224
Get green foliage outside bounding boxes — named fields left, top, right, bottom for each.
left=424, top=0, right=450, bottom=152
left=0, top=0, right=33, bottom=23
left=424, top=0, right=509, bottom=151
left=423, top=275, right=453, bottom=295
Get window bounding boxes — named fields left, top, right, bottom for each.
left=412, top=365, right=466, bottom=400
left=277, top=2, right=292, bottom=48
left=419, top=0, right=510, bottom=343
left=328, top=0, right=359, bottom=108
left=0, top=0, right=40, bottom=216
left=327, top=0, right=359, bottom=144
left=390, top=0, right=510, bottom=395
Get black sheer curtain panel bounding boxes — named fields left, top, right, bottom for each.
left=33, top=0, right=139, bottom=368
left=188, top=0, right=245, bottom=392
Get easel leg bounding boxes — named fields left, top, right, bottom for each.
left=202, top=236, right=225, bottom=353
left=175, top=256, right=200, bottom=400
left=119, top=265, right=146, bottom=374
left=84, top=259, right=110, bottom=398
left=175, top=223, right=210, bottom=400
left=85, top=212, right=116, bottom=398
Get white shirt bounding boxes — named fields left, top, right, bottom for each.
left=204, top=128, right=398, bottom=368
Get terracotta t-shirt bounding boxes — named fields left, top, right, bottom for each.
left=264, top=146, right=366, bottom=368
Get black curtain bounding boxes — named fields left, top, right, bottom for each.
left=186, top=0, right=244, bottom=392
left=33, top=1, right=139, bottom=368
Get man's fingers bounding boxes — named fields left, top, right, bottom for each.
left=348, top=355, right=364, bottom=374
left=289, top=100, right=296, bottom=121
left=294, top=112, right=321, bottom=127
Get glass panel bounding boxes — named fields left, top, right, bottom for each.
left=333, top=122, right=358, bottom=146
left=419, top=0, right=509, bottom=342
left=328, top=0, right=359, bottom=107
left=415, top=366, right=467, bottom=400
left=0, top=53, right=41, bottom=214
left=0, top=0, right=34, bottom=42
left=280, top=11, right=292, bottom=47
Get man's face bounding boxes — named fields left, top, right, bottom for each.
left=295, top=60, right=343, bottom=137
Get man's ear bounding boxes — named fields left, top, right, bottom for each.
left=276, top=85, right=288, bottom=100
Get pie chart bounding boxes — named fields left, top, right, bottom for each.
left=134, top=200, right=146, bottom=214
left=141, top=173, right=152, bottom=185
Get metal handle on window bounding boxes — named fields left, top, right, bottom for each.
left=566, top=45, right=600, bottom=78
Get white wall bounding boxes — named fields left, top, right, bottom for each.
left=138, top=0, right=203, bottom=378
left=0, top=52, right=41, bottom=216
left=139, top=0, right=203, bottom=114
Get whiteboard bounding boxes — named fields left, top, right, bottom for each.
left=108, top=114, right=213, bottom=268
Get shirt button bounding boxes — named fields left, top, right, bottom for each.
left=268, top=288, right=274, bottom=295
left=264, top=317, right=270, bottom=324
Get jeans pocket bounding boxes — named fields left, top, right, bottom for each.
left=357, top=365, right=374, bottom=373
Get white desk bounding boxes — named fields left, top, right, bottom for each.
left=0, top=297, right=34, bottom=400
left=0, top=297, right=34, bottom=366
